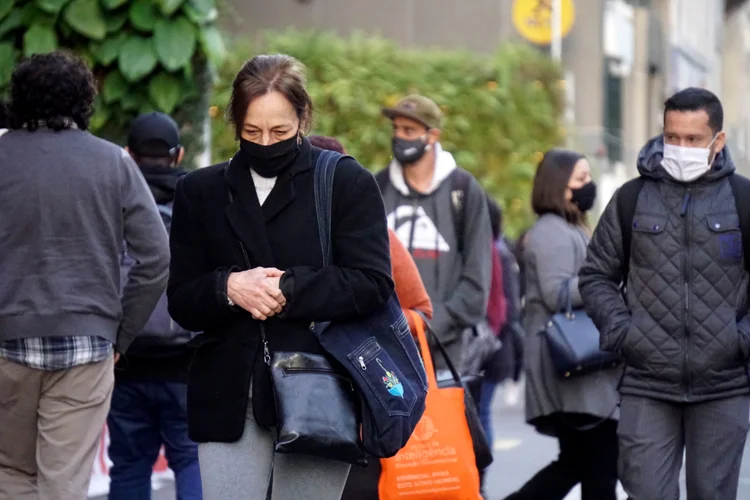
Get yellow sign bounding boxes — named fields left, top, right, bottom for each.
left=512, top=0, right=576, bottom=45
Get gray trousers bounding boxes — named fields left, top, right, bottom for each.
left=618, top=394, right=750, bottom=500
left=198, top=394, right=351, bottom=500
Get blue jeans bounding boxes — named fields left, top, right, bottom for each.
left=107, top=381, right=202, bottom=500
left=479, top=380, right=498, bottom=451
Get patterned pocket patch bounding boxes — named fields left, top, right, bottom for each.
left=719, top=233, right=743, bottom=262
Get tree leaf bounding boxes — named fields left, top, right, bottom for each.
left=0, top=8, right=21, bottom=37
left=63, top=0, right=106, bottom=40
left=0, top=42, right=17, bottom=88
left=118, top=36, right=157, bottom=82
left=148, top=72, right=181, bottom=113
left=157, top=0, right=183, bottom=16
left=139, top=99, right=157, bottom=115
left=153, top=17, right=196, bottom=71
left=23, top=24, right=58, bottom=57
left=105, top=9, right=127, bottom=33
left=129, top=0, right=155, bottom=32
left=0, top=0, right=15, bottom=22
left=102, top=70, right=128, bottom=104
left=76, top=48, right=94, bottom=68
left=183, top=0, right=216, bottom=24
left=181, top=77, right=198, bottom=100
left=36, top=0, right=69, bottom=15
left=121, top=91, right=145, bottom=111
left=199, top=26, right=225, bottom=66
left=21, top=3, right=55, bottom=26
left=90, top=96, right=110, bottom=131
left=90, top=32, right=125, bottom=65
left=101, top=0, right=128, bottom=10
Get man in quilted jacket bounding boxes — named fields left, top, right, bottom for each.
left=579, top=87, right=750, bottom=499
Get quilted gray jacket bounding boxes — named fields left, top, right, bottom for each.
left=579, top=136, right=750, bottom=403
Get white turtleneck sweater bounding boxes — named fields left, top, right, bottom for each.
left=251, top=170, right=277, bottom=206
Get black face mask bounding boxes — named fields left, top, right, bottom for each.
left=570, top=181, right=597, bottom=212
left=392, top=136, right=429, bottom=165
left=239, top=134, right=300, bottom=178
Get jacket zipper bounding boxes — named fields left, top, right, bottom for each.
left=681, top=188, right=692, bottom=401
left=237, top=239, right=271, bottom=366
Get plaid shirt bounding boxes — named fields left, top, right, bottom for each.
left=0, top=336, right=112, bottom=371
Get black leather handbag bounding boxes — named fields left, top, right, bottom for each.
left=543, top=279, right=621, bottom=378
left=266, top=327, right=367, bottom=466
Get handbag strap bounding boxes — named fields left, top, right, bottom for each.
left=556, top=278, right=574, bottom=314
left=406, top=310, right=437, bottom=390
left=312, top=150, right=350, bottom=333
left=313, top=150, right=345, bottom=267
left=410, top=310, right=464, bottom=389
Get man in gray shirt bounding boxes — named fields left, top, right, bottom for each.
left=376, top=95, right=492, bottom=372
left=0, top=52, right=169, bottom=499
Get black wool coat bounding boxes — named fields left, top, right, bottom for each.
left=167, top=139, right=394, bottom=443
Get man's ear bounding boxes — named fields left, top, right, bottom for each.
left=428, top=128, right=441, bottom=144
left=176, top=147, right=185, bottom=166
left=714, top=131, right=726, bottom=154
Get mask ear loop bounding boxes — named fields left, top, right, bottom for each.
left=423, top=128, right=432, bottom=152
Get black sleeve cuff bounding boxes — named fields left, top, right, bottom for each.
left=280, top=271, right=295, bottom=304
left=217, top=266, right=242, bottom=312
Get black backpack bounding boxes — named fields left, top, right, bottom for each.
left=616, top=174, right=750, bottom=282
left=120, top=201, right=196, bottom=347
left=375, top=168, right=473, bottom=253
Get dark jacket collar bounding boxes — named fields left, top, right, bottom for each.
left=223, top=137, right=315, bottom=268
left=139, top=164, right=189, bottom=204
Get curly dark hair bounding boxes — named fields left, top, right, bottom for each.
left=10, top=51, right=96, bottom=131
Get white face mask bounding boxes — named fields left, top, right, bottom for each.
left=661, top=135, right=718, bottom=183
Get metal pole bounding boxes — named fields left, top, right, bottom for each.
left=551, top=0, right=562, bottom=61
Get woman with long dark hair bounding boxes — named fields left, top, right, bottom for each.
left=503, top=149, right=620, bottom=500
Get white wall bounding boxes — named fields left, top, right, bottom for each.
left=667, top=0, right=724, bottom=95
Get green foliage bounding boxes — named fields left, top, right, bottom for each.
left=211, top=31, right=564, bottom=236
left=0, top=0, right=224, bottom=168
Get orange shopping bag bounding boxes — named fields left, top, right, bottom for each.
left=379, top=310, right=482, bottom=500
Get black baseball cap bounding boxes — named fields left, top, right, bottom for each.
left=127, top=112, right=181, bottom=157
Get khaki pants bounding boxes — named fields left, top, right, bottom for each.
left=0, top=355, right=114, bottom=500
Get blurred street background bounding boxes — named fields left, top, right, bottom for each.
left=3, top=0, right=750, bottom=498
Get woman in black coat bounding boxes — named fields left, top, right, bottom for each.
left=166, top=54, right=394, bottom=500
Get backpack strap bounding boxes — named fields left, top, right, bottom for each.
left=314, top=150, right=347, bottom=267
left=729, top=173, right=750, bottom=274
left=617, top=177, right=646, bottom=282
left=157, top=203, right=173, bottom=219
left=374, top=169, right=389, bottom=195
left=450, top=168, right=472, bottom=255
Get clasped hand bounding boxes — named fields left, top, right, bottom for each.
left=227, top=267, right=287, bottom=321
